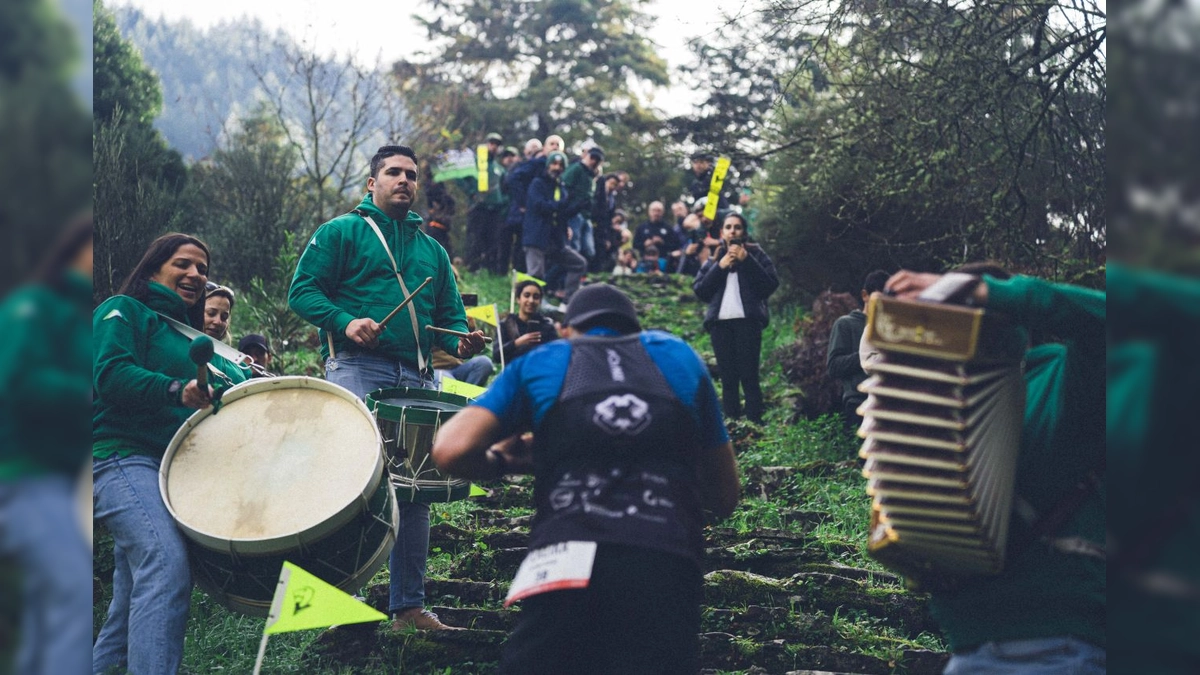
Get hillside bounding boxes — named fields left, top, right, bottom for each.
left=92, top=273, right=948, bottom=673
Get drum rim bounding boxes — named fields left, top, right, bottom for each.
left=159, top=376, right=385, bottom=554
left=367, top=386, right=470, bottom=422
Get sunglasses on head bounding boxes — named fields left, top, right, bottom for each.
left=205, top=281, right=235, bottom=299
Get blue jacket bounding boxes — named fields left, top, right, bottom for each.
left=522, top=171, right=568, bottom=251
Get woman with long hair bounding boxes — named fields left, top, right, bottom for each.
left=495, top=279, right=559, bottom=364
left=92, top=233, right=247, bottom=674
left=693, top=212, right=779, bottom=423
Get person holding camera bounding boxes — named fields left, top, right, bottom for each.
left=496, top=279, right=560, bottom=364
left=693, top=212, right=778, bottom=424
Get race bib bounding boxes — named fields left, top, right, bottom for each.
left=503, top=541, right=597, bottom=607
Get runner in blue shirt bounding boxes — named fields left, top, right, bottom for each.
left=433, top=283, right=739, bottom=674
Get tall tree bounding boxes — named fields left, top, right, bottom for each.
left=177, top=109, right=308, bottom=288
left=744, top=0, right=1105, bottom=294
left=92, top=0, right=186, bottom=299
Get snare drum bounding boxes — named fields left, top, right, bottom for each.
left=366, top=388, right=471, bottom=503
left=160, top=376, right=397, bottom=617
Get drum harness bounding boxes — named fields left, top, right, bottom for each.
left=156, top=312, right=273, bottom=408
left=354, top=211, right=431, bottom=378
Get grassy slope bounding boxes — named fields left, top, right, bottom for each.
left=93, top=271, right=944, bottom=674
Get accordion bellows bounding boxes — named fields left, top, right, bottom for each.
left=858, top=296, right=1025, bottom=579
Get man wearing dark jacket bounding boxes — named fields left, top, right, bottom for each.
left=522, top=152, right=587, bottom=302
left=827, top=269, right=889, bottom=430
left=633, top=201, right=681, bottom=258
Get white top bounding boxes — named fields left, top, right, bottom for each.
left=717, top=271, right=746, bottom=320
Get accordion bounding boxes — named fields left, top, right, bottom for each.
left=858, top=293, right=1026, bottom=580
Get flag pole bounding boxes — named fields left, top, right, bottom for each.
left=510, top=270, right=517, bottom=314
left=252, top=632, right=271, bottom=675
left=495, top=303, right=506, bottom=372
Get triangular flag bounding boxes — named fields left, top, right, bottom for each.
left=442, top=377, right=487, bottom=400
left=465, top=304, right=498, bottom=327
left=263, top=561, right=386, bottom=634
left=513, top=271, right=546, bottom=286
left=469, top=483, right=487, bottom=497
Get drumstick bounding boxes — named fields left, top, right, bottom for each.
left=379, top=277, right=433, bottom=329
left=425, top=325, right=494, bottom=343
left=189, top=336, right=214, bottom=391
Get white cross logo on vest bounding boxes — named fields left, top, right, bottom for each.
left=592, top=394, right=651, bottom=435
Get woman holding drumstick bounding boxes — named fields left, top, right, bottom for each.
left=92, top=233, right=247, bottom=674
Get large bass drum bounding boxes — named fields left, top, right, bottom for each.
left=160, top=376, right=397, bottom=617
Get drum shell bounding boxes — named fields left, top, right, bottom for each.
left=160, top=376, right=397, bottom=617
left=367, top=387, right=471, bottom=504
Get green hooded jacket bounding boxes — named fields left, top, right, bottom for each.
left=0, top=271, right=92, bottom=478
left=927, top=275, right=1106, bottom=652
left=289, top=194, right=468, bottom=365
left=93, top=282, right=249, bottom=460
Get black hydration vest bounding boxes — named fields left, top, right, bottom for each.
left=529, top=334, right=705, bottom=563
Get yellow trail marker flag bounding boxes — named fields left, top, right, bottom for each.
left=263, top=561, right=386, bottom=635
left=466, top=304, right=498, bottom=327
left=704, top=156, right=732, bottom=221
left=513, top=270, right=546, bottom=286
left=442, top=377, right=487, bottom=400
left=476, top=145, right=490, bottom=192
left=469, top=483, right=488, bottom=497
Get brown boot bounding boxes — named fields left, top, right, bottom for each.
left=390, top=607, right=463, bottom=631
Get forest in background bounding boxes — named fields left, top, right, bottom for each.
left=96, top=0, right=1106, bottom=306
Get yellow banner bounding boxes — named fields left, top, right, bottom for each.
left=466, top=304, right=499, bottom=327
left=513, top=271, right=547, bottom=286
left=263, top=562, right=386, bottom=635
left=704, top=156, right=732, bottom=221
left=442, top=377, right=488, bottom=400
left=477, top=145, right=489, bottom=192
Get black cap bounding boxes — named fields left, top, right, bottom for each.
left=564, top=283, right=641, bottom=334
left=238, top=333, right=271, bottom=353
left=486, top=132, right=503, bottom=142
left=501, top=146, right=519, bottom=158
left=689, top=150, right=715, bottom=161
left=586, top=146, right=605, bottom=161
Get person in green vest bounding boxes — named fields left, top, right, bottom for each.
left=92, top=233, right=248, bottom=674
left=0, top=216, right=93, bottom=675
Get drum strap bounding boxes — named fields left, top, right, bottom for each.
left=156, top=311, right=254, bottom=371
left=360, top=213, right=428, bottom=375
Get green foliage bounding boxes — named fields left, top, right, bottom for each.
left=0, top=0, right=91, bottom=291
left=747, top=0, right=1105, bottom=292
left=178, top=109, right=309, bottom=289
left=93, top=0, right=161, bottom=127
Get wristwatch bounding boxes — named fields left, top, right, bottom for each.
left=168, top=379, right=184, bottom=404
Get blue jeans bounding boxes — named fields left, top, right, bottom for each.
left=92, top=454, right=191, bottom=675
left=442, top=354, right=495, bottom=386
left=325, top=352, right=433, bottom=614
left=0, top=475, right=92, bottom=675
left=944, top=637, right=1106, bottom=674
left=567, top=214, right=595, bottom=258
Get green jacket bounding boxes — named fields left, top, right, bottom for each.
left=0, top=272, right=92, bottom=479
left=289, top=195, right=468, bottom=365
left=560, top=160, right=597, bottom=220
left=93, top=282, right=248, bottom=460
left=459, top=154, right=508, bottom=211
left=928, top=275, right=1106, bottom=651
left=1106, top=262, right=1200, bottom=672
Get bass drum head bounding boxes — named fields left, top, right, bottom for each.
left=162, top=377, right=383, bottom=554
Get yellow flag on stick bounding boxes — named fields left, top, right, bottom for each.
left=704, top=156, right=732, bottom=221
left=442, top=377, right=488, bottom=400
left=469, top=483, right=488, bottom=497
left=476, top=145, right=490, bottom=192
left=263, top=561, right=386, bottom=635
left=466, top=304, right=499, bottom=327
left=513, top=271, right=546, bottom=286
